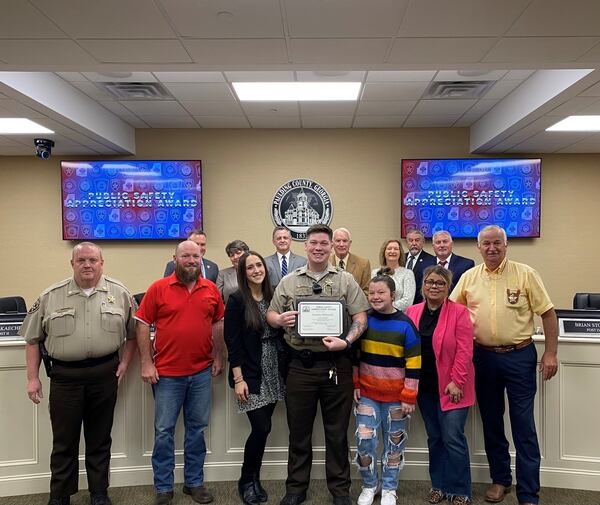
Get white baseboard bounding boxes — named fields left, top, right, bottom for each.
left=2, top=462, right=600, bottom=497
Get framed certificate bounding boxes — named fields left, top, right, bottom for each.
left=297, top=300, right=344, bottom=338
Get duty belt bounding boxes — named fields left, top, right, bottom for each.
left=287, top=345, right=347, bottom=368
left=475, top=337, right=533, bottom=354
left=51, top=351, right=118, bottom=368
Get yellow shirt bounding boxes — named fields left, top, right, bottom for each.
left=449, top=258, right=553, bottom=346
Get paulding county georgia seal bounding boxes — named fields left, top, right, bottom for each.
left=271, top=179, right=333, bottom=241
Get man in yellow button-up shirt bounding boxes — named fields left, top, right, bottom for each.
left=450, top=225, right=557, bottom=505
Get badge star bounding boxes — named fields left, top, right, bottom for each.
left=107, top=295, right=116, bottom=304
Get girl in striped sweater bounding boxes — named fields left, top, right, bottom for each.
left=354, top=269, right=421, bottom=505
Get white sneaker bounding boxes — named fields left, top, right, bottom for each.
left=381, top=489, right=397, bottom=505
left=357, top=485, right=380, bottom=505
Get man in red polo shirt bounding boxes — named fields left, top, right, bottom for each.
left=136, top=240, right=225, bottom=505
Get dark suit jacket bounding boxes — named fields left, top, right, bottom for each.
left=406, top=250, right=435, bottom=304
left=264, top=251, right=307, bottom=287
left=330, top=252, right=371, bottom=294
left=163, top=257, right=219, bottom=282
left=446, top=254, right=475, bottom=294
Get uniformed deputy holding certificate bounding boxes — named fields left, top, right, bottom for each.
left=297, top=299, right=344, bottom=337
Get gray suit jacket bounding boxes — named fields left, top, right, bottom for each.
left=163, top=257, right=219, bottom=282
left=264, top=252, right=307, bottom=287
left=216, top=266, right=238, bottom=304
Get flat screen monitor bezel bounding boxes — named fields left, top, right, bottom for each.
left=400, top=157, right=542, bottom=239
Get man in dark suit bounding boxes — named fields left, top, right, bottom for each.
left=264, top=226, right=307, bottom=287
left=405, top=229, right=435, bottom=304
left=329, top=227, right=371, bottom=294
left=163, top=229, right=219, bottom=282
left=432, top=230, right=475, bottom=293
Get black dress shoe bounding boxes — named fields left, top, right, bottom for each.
left=253, top=477, right=268, bottom=502
left=91, top=492, right=112, bottom=505
left=279, top=493, right=306, bottom=505
left=47, top=498, right=70, bottom=505
left=238, top=480, right=259, bottom=505
left=332, top=497, right=352, bottom=505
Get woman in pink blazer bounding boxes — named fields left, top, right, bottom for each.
left=405, top=265, right=475, bottom=505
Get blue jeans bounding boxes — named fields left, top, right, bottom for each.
left=354, top=396, right=410, bottom=491
left=151, top=367, right=212, bottom=493
left=474, top=343, right=540, bottom=504
left=417, top=392, right=471, bottom=499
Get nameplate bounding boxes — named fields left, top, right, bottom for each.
left=559, top=318, right=600, bottom=337
left=0, top=321, right=23, bottom=339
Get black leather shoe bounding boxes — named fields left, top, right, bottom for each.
left=253, top=477, right=268, bottom=502
left=183, top=485, right=214, bottom=504
left=279, top=493, right=306, bottom=505
left=333, top=496, right=352, bottom=505
left=47, top=498, right=70, bottom=505
left=154, top=491, right=174, bottom=505
left=90, top=493, right=112, bottom=505
left=238, top=480, right=259, bottom=505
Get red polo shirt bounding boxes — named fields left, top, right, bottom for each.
left=136, top=274, right=225, bottom=376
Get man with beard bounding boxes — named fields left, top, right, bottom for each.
left=404, top=229, right=435, bottom=304
left=163, top=229, right=219, bottom=283
left=136, top=240, right=225, bottom=505
left=21, top=242, right=137, bottom=505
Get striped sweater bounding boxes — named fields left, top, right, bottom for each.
left=354, top=309, right=421, bottom=404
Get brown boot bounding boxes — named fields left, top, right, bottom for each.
left=484, top=484, right=511, bottom=503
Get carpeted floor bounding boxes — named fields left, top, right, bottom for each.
left=1, top=480, right=598, bottom=505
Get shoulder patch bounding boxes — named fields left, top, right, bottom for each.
left=28, top=298, right=40, bottom=314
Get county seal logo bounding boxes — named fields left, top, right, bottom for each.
left=271, top=179, right=333, bottom=241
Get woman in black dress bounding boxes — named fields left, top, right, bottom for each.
left=224, top=251, right=286, bottom=505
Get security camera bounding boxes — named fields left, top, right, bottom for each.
left=34, top=138, right=55, bottom=159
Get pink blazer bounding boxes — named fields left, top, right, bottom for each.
left=406, top=300, right=475, bottom=411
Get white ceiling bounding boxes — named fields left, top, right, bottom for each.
left=2, top=0, right=600, bottom=155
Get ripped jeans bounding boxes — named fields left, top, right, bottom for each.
left=354, top=396, right=410, bottom=491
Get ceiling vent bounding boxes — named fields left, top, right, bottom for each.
left=422, top=80, right=496, bottom=99
left=97, top=82, right=174, bottom=100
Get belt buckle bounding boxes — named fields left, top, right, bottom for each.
left=496, top=345, right=515, bottom=353
left=299, top=349, right=314, bottom=368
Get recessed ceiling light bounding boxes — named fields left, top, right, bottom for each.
left=0, top=118, right=54, bottom=134
left=547, top=115, right=600, bottom=131
left=98, top=72, right=133, bottom=79
left=233, top=82, right=361, bottom=101
left=457, top=70, right=491, bottom=77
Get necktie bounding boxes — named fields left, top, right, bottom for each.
left=339, top=259, right=345, bottom=270
left=200, top=259, right=206, bottom=278
left=407, top=255, right=415, bottom=270
left=281, top=255, right=288, bottom=276
left=439, top=260, right=447, bottom=269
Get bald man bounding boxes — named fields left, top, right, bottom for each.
left=137, top=240, right=225, bottom=505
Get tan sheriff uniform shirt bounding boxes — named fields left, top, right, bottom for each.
left=19, top=275, right=136, bottom=361
left=268, top=264, right=369, bottom=351
left=450, top=258, right=553, bottom=346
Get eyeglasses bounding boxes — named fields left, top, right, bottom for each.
left=312, top=283, right=323, bottom=295
left=424, top=280, right=447, bottom=288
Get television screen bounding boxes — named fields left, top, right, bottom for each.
left=401, top=158, right=541, bottom=238
left=61, top=160, right=202, bottom=240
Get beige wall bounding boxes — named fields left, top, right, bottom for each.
left=2, top=128, right=600, bottom=496
left=0, top=127, right=598, bottom=308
